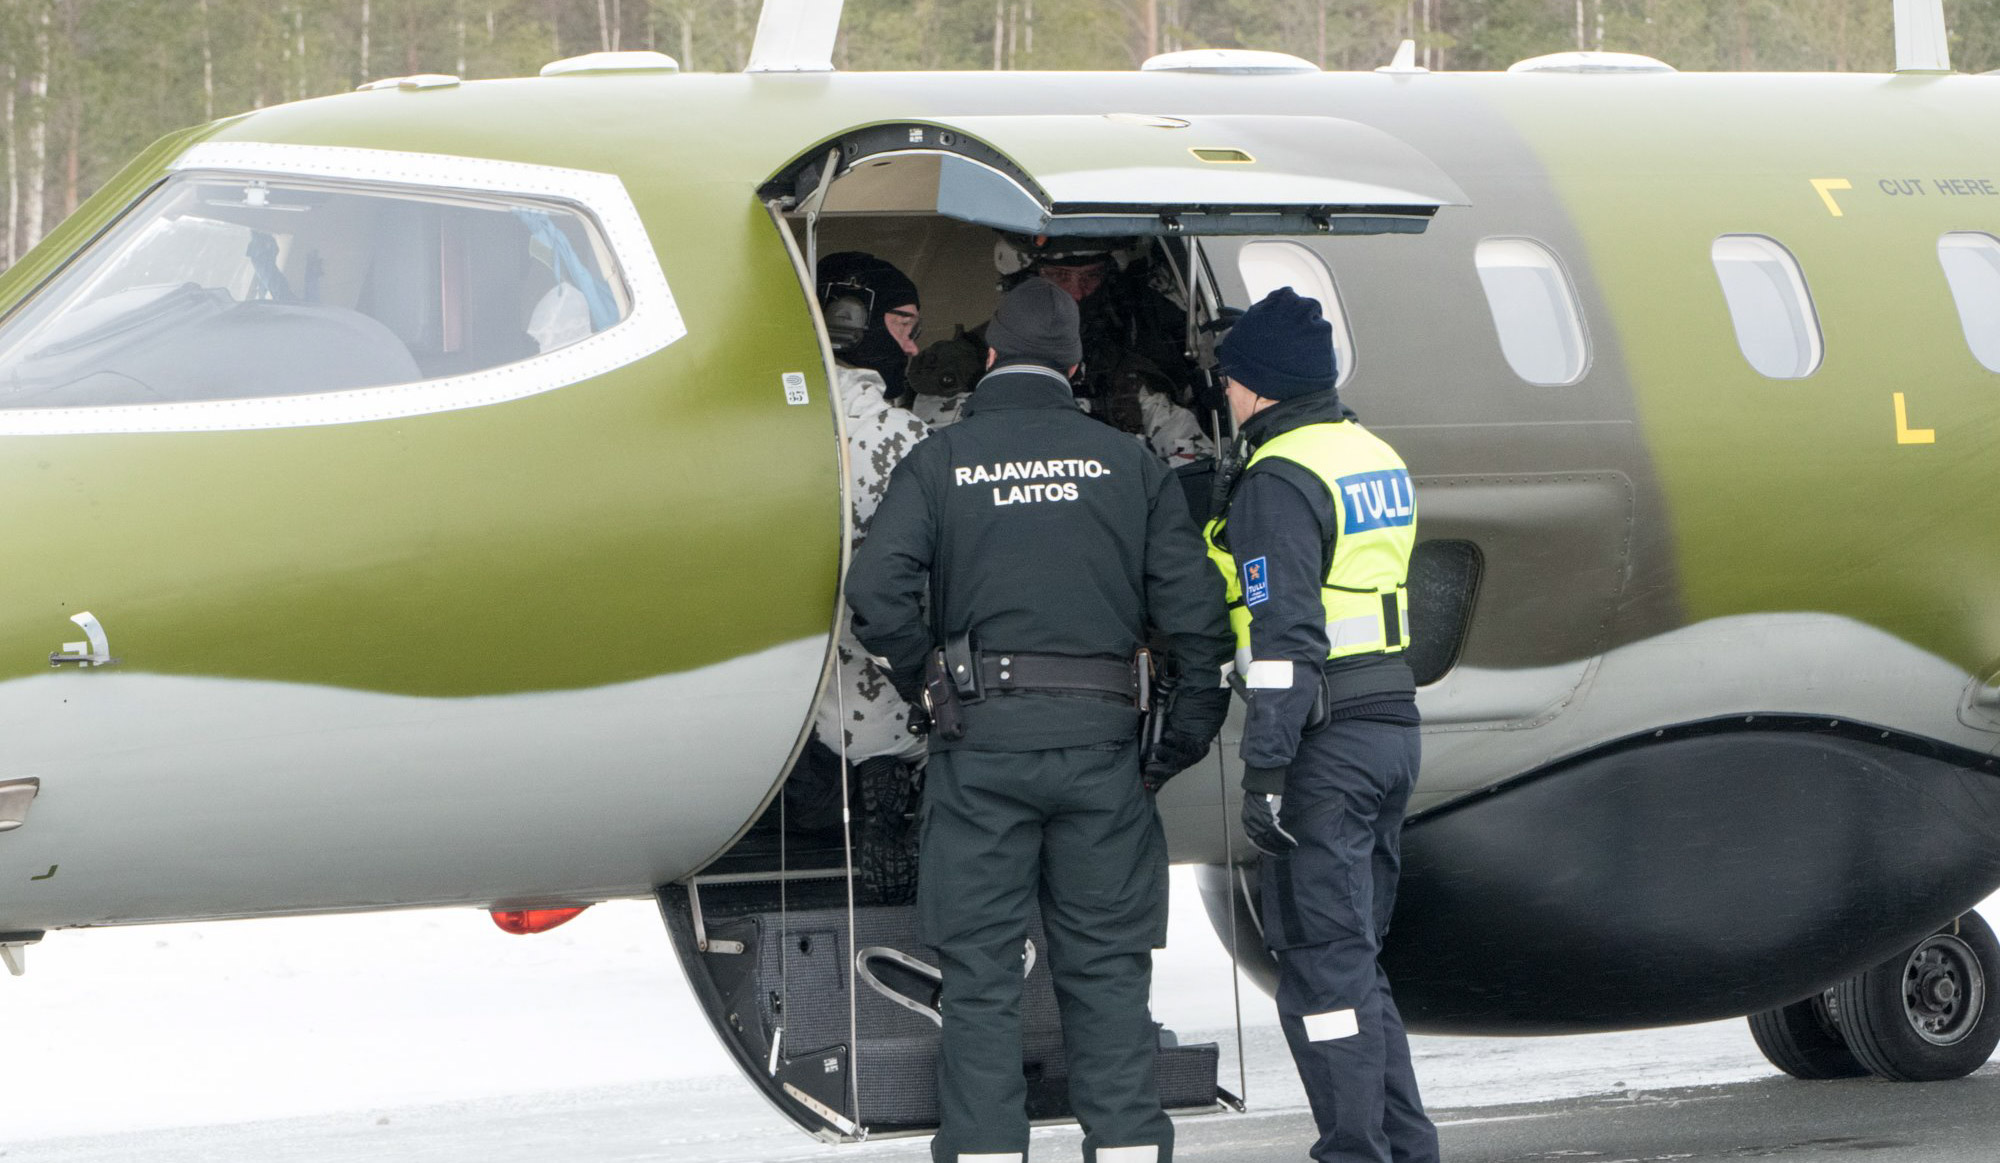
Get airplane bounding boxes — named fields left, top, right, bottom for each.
left=2, top=0, right=1998, bottom=1143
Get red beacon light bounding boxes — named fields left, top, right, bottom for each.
left=489, top=905, right=590, bottom=935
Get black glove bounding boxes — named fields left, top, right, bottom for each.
left=1141, top=729, right=1209, bottom=793
left=886, top=666, right=925, bottom=707
left=1167, top=685, right=1231, bottom=750
left=1242, top=793, right=1297, bottom=856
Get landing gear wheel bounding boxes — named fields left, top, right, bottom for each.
left=1834, top=911, right=2000, bottom=1082
left=1748, top=992, right=1869, bottom=1079
left=854, top=757, right=920, bottom=907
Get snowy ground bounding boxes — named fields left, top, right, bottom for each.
left=3, top=873, right=1993, bottom=1160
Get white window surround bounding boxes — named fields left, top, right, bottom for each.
left=0, top=142, right=684, bottom=436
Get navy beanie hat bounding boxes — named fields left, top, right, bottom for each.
left=1217, top=287, right=1337, bottom=400
left=987, top=277, right=1083, bottom=369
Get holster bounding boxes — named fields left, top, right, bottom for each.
left=1303, top=672, right=1332, bottom=735
left=1143, top=658, right=1172, bottom=755
left=923, top=650, right=967, bottom=743
left=922, top=632, right=979, bottom=743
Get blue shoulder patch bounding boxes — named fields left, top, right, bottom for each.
left=1243, top=557, right=1270, bottom=607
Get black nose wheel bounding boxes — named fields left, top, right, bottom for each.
left=1832, top=911, right=2000, bottom=1081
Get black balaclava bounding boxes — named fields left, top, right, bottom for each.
left=817, top=251, right=920, bottom=400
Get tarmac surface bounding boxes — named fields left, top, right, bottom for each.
left=11, top=1061, right=1996, bottom=1162
left=1167, top=1067, right=2000, bottom=1162
left=11, top=896, right=2000, bottom=1161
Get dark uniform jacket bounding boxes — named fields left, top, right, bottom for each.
left=1221, top=392, right=1419, bottom=793
left=847, top=364, right=1233, bottom=753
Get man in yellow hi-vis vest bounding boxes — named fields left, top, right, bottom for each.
left=1206, top=288, right=1438, bottom=1163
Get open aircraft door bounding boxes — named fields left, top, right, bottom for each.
left=760, top=111, right=1468, bottom=245
left=662, top=113, right=1467, bottom=1145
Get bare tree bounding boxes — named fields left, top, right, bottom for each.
left=5, top=62, right=16, bottom=266
left=24, top=0, right=49, bottom=252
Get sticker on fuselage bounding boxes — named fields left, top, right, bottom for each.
left=783, top=372, right=809, bottom=406
left=1243, top=557, right=1270, bottom=607
left=1334, top=469, right=1416, bottom=533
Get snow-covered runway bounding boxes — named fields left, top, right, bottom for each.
left=2, top=873, right=1992, bottom=1160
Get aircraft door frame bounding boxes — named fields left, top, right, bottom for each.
left=662, top=117, right=1475, bottom=1146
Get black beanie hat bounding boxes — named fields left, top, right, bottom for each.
left=1217, top=287, right=1337, bottom=401
left=986, top=277, right=1083, bottom=369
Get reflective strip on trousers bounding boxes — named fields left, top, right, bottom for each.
left=958, top=1155, right=1025, bottom=1162
left=1304, top=1008, right=1360, bottom=1042
left=1097, top=1147, right=1162, bottom=1163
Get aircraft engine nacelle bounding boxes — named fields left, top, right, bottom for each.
left=1198, top=719, right=2000, bottom=1036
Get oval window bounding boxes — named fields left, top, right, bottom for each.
left=1473, top=238, right=1588, bottom=386
left=1938, top=232, right=2000, bottom=373
left=1236, top=239, right=1354, bottom=386
left=1711, top=235, right=1822, bottom=379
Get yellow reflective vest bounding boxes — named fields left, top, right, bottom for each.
left=1205, top=420, right=1416, bottom=672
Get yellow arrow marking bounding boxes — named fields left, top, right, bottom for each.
left=1812, top=178, right=1854, bottom=217
left=1893, top=392, right=1936, bottom=444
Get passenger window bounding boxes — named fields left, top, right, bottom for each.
left=1937, top=232, right=2000, bottom=372
left=1236, top=239, right=1354, bottom=386
left=1473, top=238, right=1587, bottom=386
left=1710, top=235, right=1822, bottom=379
left=0, top=173, right=631, bottom=409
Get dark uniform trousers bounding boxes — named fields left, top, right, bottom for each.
left=1262, top=717, right=1438, bottom=1163
left=918, top=740, right=1174, bottom=1163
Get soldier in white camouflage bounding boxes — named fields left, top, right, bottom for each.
left=817, top=358, right=930, bottom=765
left=808, top=252, right=931, bottom=902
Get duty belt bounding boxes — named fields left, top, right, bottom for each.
left=974, top=650, right=1151, bottom=710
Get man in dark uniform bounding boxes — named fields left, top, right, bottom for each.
left=848, top=278, right=1233, bottom=1163
left=1204, top=288, right=1439, bottom=1163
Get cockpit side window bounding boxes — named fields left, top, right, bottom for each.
left=0, top=174, right=630, bottom=413
left=0, top=176, right=646, bottom=438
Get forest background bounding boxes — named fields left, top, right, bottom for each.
left=0, top=0, right=1997, bottom=267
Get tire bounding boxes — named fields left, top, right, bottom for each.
left=1834, top=911, right=2000, bottom=1082
left=1748, top=993, right=1869, bottom=1079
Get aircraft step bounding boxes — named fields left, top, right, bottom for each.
left=663, top=893, right=1223, bottom=1137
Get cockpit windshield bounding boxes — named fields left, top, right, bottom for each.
left=0, top=173, right=631, bottom=409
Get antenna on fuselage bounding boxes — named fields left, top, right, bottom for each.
left=746, top=0, right=845, bottom=73
left=1894, top=0, right=1951, bottom=73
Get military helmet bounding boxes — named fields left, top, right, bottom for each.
left=992, top=232, right=1136, bottom=277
